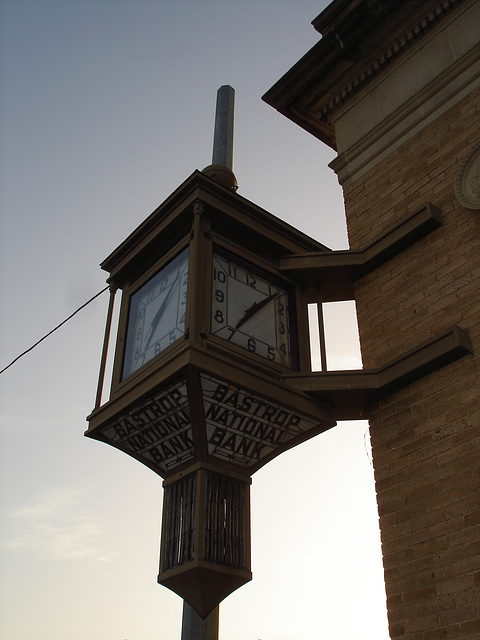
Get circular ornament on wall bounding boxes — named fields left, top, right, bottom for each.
left=454, top=141, right=480, bottom=210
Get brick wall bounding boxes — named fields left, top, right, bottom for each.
left=343, top=88, right=480, bottom=639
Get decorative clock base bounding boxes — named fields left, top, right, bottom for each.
left=159, top=468, right=252, bottom=619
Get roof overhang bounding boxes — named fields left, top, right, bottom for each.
left=262, top=0, right=462, bottom=149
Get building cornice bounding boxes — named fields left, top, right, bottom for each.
left=312, top=0, right=461, bottom=123
left=263, top=0, right=469, bottom=150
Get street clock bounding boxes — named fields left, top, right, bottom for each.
left=86, top=168, right=334, bottom=618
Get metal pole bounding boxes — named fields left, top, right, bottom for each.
left=316, top=287, right=328, bottom=372
left=181, top=602, right=219, bottom=640
left=180, top=86, right=231, bottom=640
left=94, top=284, right=117, bottom=409
left=212, top=85, right=235, bottom=170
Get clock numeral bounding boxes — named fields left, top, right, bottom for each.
left=228, top=264, right=237, bottom=278
left=159, top=278, right=169, bottom=294
left=134, top=349, right=145, bottom=367
left=267, top=346, right=276, bottom=361
left=215, top=310, right=224, bottom=324
left=278, top=301, right=285, bottom=314
left=214, top=289, right=224, bottom=303
left=279, top=343, right=287, bottom=356
left=247, top=338, right=256, bottom=353
left=169, top=330, right=177, bottom=344
left=247, top=274, right=256, bottom=288
left=154, top=342, right=162, bottom=356
left=213, top=268, right=227, bottom=283
left=226, top=328, right=236, bottom=341
left=279, top=321, right=286, bottom=335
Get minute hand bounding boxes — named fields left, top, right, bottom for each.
left=235, top=293, right=278, bottom=330
left=144, top=272, right=180, bottom=349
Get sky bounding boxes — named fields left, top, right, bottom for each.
left=0, top=2, right=389, bottom=639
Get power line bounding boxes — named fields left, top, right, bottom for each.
left=0, top=286, right=109, bottom=375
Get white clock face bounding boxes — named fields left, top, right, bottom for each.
left=122, top=248, right=189, bottom=380
left=211, top=252, right=293, bottom=368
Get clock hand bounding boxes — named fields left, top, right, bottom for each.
left=235, top=292, right=278, bottom=330
left=144, top=272, right=180, bottom=349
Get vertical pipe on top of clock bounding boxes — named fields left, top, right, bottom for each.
left=212, top=85, right=235, bottom=171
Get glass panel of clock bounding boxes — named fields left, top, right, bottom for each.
left=122, top=248, right=189, bottom=380
left=211, top=251, right=292, bottom=368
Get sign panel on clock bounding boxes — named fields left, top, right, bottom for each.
left=201, top=374, right=321, bottom=470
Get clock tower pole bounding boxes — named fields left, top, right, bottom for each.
left=180, top=84, right=235, bottom=640
left=181, top=85, right=235, bottom=640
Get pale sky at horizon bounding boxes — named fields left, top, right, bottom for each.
left=0, top=1, right=390, bottom=639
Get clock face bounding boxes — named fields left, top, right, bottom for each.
left=211, top=252, right=293, bottom=368
left=122, top=248, right=189, bottom=380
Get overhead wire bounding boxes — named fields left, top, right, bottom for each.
left=0, top=285, right=109, bottom=375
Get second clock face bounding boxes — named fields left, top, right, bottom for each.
left=122, top=248, right=189, bottom=380
left=211, top=252, right=293, bottom=368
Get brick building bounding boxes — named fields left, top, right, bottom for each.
left=264, top=0, right=480, bottom=637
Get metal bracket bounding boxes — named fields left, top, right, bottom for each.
left=284, top=326, right=472, bottom=420
left=279, top=202, right=443, bottom=301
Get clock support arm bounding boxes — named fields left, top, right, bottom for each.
left=279, top=202, right=472, bottom=416
left=279, top=202, right=443, bottom=302
left=284, top=326, right=472, bottom=420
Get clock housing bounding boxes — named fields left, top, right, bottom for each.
left=89, top=169, right=333, bottom=441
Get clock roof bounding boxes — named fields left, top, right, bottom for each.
left=101, top=170, right=331, bottom=287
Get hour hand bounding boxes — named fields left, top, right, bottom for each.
left=235, top=293, right=278, bottom=330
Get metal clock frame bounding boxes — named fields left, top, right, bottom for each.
left=110, top=237, right=192, bottom=395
